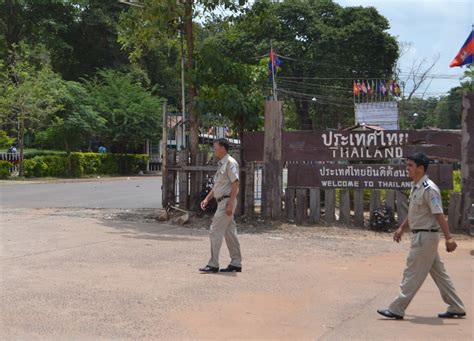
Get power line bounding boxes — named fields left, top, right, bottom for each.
left=275, top=53, right=464, bottom=79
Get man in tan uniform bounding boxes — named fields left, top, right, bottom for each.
left=199, top=138, right=242, bottom=273
left=378, top=153, right=466, bottom=320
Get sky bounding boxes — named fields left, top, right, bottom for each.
left=335, top=0, right=473, bottom=96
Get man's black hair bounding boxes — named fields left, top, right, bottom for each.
left=407, top=152, right=430, bottom=172
left=214, top=138, right=229, bottom=152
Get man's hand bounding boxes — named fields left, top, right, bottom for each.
left=225, top=201, right=234, bottom=217
left=446, top=239, right=457, bottom=252
left=200, top=199, right=208, bottom=211
left=393, top=227, right=404, bottom=243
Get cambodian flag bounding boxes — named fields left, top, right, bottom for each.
left=450, top=28, right=473, bottom=67
left=268, top=49, right=281, bottom=80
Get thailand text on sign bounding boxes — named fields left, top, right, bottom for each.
left=321, top=130, right=409, bottom=159
left=242, top=130, right=461, bottom=162
left=287, top=164, right=453, bottom=190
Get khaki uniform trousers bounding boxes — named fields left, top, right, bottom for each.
left=389, top=232, right=465, bottom=316
left=207, top=198, right=242, bottom=268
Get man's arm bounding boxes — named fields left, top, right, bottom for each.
left=226, top=180, right=239, bottom=216
left=200, top=190, right=214, bottom=211
left=393, top=217, right=409, bottom=243
left=435, top=214, right=457, bottom=252
left=425, top=188, right=456, bottom=252
left=205, top=189, right=215, bottom=201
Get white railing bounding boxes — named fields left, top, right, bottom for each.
left=0, top=152, right=21, bottom=162
left=1, top=153, right=21, bottom=176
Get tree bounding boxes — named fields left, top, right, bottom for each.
left=117, top=0, right=248, bottom=167
left=194, top=34, right=266, bottom=138
left=398, top=54, right=440, bottom=101
left=435, top=87, right=464, bottom=129
left=84, top=69, right=163, bottom=152
left=0, top=0, right=130, bottom=80
left=0, top=43, right=62, bottom=175
left=0, top=130, right=15, bottom=149
left=35, top=80, right=105, bottom=154
left=211, top=0, right=399, bottom=129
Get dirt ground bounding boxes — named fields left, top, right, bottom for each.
left=0, top=207, right=472, bottom=340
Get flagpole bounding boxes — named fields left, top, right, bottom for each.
left=270, top=40, right=277, bottom=101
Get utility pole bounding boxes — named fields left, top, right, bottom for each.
left=161, top=100, right=168, bottom=208
left=270, top=40, right=277, bottom=101
left=180, top=28, right=186, bottom=150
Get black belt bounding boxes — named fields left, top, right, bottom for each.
left=216, top=195, right=230, bottom=203
left=412, top=229, right=439, bottom=233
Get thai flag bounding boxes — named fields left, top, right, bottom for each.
left=450, top=28, right=473, bottom=67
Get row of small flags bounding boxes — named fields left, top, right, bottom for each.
left=353, top=80, right=401, bottom=97
left=207, top=126, right=233, bottom=137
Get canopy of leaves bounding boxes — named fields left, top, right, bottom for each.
left=36, top=80, right=106, bottom=151
left=84, top=69, right=163, bottom=151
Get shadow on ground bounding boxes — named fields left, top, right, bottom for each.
left=99, top=218, right=203, bottom=242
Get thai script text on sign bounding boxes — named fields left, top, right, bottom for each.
left=321, top=131, right=409, bottom=159
left=287, top=163, right=453, bottom=190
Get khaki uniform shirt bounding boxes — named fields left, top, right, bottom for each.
left=212, top=153, right=239, bottom=199
left=408, top=174, right=444, bottom=230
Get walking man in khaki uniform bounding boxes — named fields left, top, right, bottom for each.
left=378, top=153, right=466, bottom=320
left=199, top=138, right=242, bottom=273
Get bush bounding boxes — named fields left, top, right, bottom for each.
left=0, top=130, right=15, bottom=149
left=42, top=155, right=69, bottom=177
left=440, top=170, right=461, bottom=213
left=22, top=152, right=148, bottom=178
left=0, top=160, right=12, bottom=179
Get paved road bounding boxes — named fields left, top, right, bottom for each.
left=0, top=176, right=162, bottom=209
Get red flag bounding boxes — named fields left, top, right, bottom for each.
left=353, top=81, right=359, bottom=96
left=450, top=28, right=473, bottom=67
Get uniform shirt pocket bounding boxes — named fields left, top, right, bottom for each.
left=413, top=197, right=424, bottom=211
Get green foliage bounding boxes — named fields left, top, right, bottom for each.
left=217, top=0, right=399, bottom=129
left=0, top=160, right=11, bottom=179
left=23, top=157, right=49, bottom=178
left=35, top=80, right=105, bottom=152
left=0, top=130, right=14, bottom=148
left=23, top=152, right=148, bottom=178
left=453, top=170, right=461, bottom=193
left=84, top=69, right=163, bottom=151
left=435, top=87, right=464, bottom=129
left=0, top=0, right=130, bottom=81
left=440, top=170, right=462, bottom=213
left=0, top=43, right=63, bottom=139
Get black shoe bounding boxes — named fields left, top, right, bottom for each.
left=438, top=311, right=466, bottom=318
left=199, top=265, right=219, bottom=273
left=377, top=309, right=404, bottom=320
left=220, top=265, right=242, bottom=273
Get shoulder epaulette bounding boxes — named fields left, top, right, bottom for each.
left=422, top=181, right=430, bottom=189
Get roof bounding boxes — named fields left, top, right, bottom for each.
left=343, top=123, right=386, bottom=131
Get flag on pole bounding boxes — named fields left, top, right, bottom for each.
left=390, top=80, right=396, bottom=96
left=268, top=49, right=282, bottom=80
left=395, top=81, right=401, bottom=96
left=381, top=80, right=387, bottom=96
left=367, top=80, right=373, bottom=95
left=450, top=28, right=473, bottom=67
left=353, top=81, right=359, bottom=96
left=361, top=81, right=368, bottom=94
